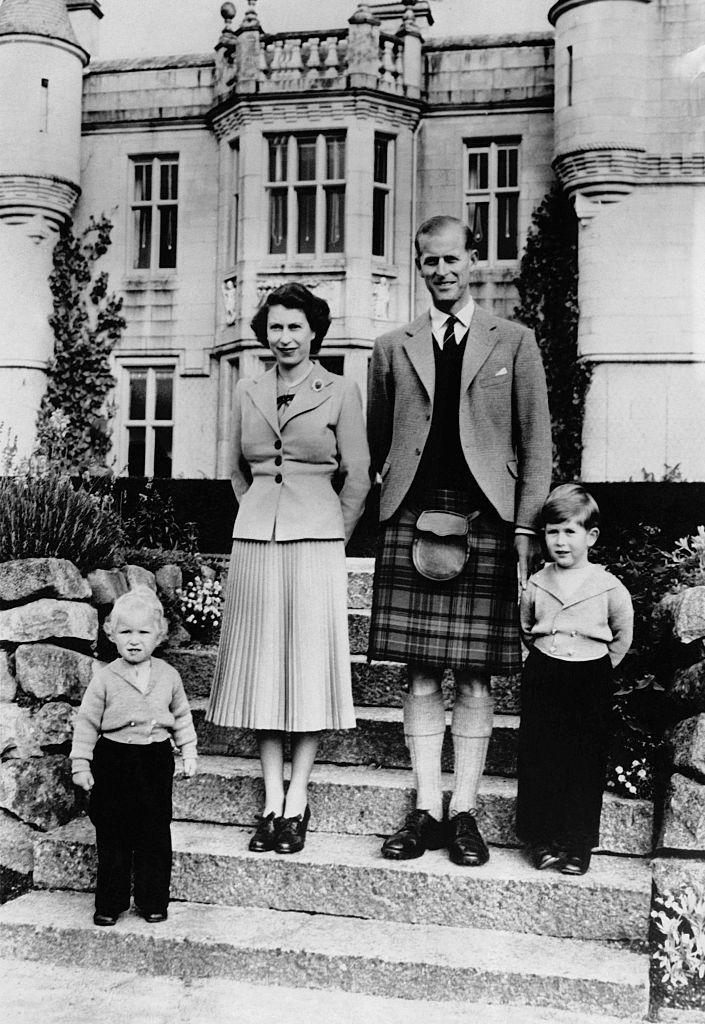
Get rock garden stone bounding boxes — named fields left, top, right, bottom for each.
left=32, top=702, right=75, bottom=749
left=155, top=564, right=182, bottom=598
left=671, top=659, right=705, bottom=714
left=86, top=568, right=128, bottom=606
left=0, top=600, right=97, bottom=644
left=659, top=773, right=705, bottom=851
left=200, top=565, right=216, bottom=581
left=668, top=714, right=705, bottom=778
left=0, top=808, right=35, bottom=876
left=0, top=705, right=41, bottom=760
left=0, top=651, right=16, bottom=703
left=653, top=855, right=705, bottom=895
left=0, top=756, right=75, bottom=831
left=654, top=587, right=705, bottom=644
left=15, top=643, right=98, bottom=701
left=0, top=558, right=90, bottom=605
left=124, top=564, right=157, bottom=591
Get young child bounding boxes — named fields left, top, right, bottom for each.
left=516, top=484, right=633, bottom=876
left=71, top=586, right=197, bottom=926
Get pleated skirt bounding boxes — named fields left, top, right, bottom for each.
left=207, top=539, right=355, bottom=732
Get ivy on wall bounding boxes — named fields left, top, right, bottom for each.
left=515, top=181, right=591, bottom=483
left=36, top=215, right=125, bottom=474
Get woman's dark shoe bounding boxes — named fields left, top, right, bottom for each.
left=93, top=913, right=117, bottom=927
left=447, top=812, right=489, bottom=867
left=274, top=805, right=311, bottom=854
left=561, top=849, right=592, bottom=876
left=249, top=811, right=283, bottom=853
left=381, top=809, right=445, bottom=861
left=531, top=843, right=566, bottom=871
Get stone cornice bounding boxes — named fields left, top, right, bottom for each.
left=554, top=146, right=705, bottom=199
left=0, top=174, right=80, bottom=225
left=67, top=1, right=103, bottom=17
left=549, top=0, right=651, bottom=27
left=0, top=31, right=88, bottom=65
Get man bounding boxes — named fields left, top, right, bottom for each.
left=367, top=215, right=551, bottom=866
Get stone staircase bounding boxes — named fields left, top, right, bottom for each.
left=0, top=558, right=655, bottom=1020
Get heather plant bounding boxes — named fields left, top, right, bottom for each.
left=652, top=884, right=705, bottom=991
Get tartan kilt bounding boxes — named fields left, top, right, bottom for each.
left=368, top=489, right=521, bottom=673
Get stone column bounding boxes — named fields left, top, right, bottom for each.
left=347, top=3, right=381, bottom=89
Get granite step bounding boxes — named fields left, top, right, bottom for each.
left=170, top=646, right=521, bottom=713
left=0, top=891, right=649, bottom=1019
left=192, top=701, right=520, bottom=775
left=0, top=954, right=651, bottom=1024
left=171, top=755, right=653, bottom=857
left=33, top=818, right=652, bottom=941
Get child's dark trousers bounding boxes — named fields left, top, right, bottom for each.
left=89, top=736, right=174, bottom=917
left=516, top=647, right=614, bottom=851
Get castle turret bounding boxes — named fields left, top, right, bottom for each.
left=0, top=0, right=88, bottom=458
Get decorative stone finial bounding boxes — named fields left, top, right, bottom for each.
left=398, top=0, right=422, bottom=38
left=349, top=2, right=381, bottom=27
left=220, top=2, right=236, bottom=26
left=240, top=0, right=261, bottom=30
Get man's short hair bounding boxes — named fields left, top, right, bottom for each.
left=414, top=215, right=476, bottom=257
left=541, top=483, right=601, bottom=531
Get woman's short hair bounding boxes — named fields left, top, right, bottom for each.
left=104, top=585, right=169, bottom=646
left=250, top=282, right=331, bottom=355
left=540, top=483, right=601, bottom=531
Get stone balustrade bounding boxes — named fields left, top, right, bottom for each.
left=257, top=31, right=349, bottom=92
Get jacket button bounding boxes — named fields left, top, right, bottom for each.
left=274, top=439, right=282, bottom=450
left=130, top=721, right=135, bottom=727
left=275, top=474, right=282, bottom=484
left=275, top=455, right=282, bottom=466
left=415, top=448, right=421, bottom=456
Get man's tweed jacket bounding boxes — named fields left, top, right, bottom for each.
left=367, top=304, right=552, bottom=530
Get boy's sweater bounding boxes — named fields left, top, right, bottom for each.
left=520, top=562, right=633, bottom=666
left=70, top=657, right=197, bottom=776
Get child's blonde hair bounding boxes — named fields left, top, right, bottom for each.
left=104, top=585, right=169, bottom=645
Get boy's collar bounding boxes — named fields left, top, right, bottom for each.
left=532, top=562, right=619, bottom=606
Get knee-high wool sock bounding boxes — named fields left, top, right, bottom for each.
left=449, top=692, right=494, bottom=818
left=402, top=690, right=446, bottom=821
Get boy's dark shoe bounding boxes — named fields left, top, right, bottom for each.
left=249, top=811, right=283, bottom=853
left=93, top=913, right=117, bottom=927
left=447, top=812, right=489, bottom=867
left=561, top=849, right=592, bottom=876
left=382, top=809, right=445, bottom=860
left=135, top=906, right=168, bottom=923
left=531, top=844, right=566, bottom=871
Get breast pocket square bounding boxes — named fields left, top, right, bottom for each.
left=494, top=367, right=508, bottom=376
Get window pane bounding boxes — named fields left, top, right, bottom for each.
left=133, top=207, right=152, bottom=269
left=326, top=135, right=345, bottom=179
left=128, top=371, right=147, bottom=420
left=297, top=187, right=316, bottom=253
left=508, top=148, right=518, bottom=187
left=496, top=193, right=518, bottom=260
left=158, top=205, right=178, bottom=268
left=374, top=137, right=388, bottom=184
left=466, top=200, right=489, bottom=261
left=153, top=427, right=173, bottom=478
left=325, top=187, right=345, bottom=253
left=372, top=187, right=386, bottom=257
left=269, top=189, right=287, bottom=253
left=467, top=151, right=489, bottom=191
left=134, top=163, right=152, bottom=202
left=297, top=137, right=317, bottom=180
left=160, top=162, right=178, bottom=201
left=127, top=427, right=146, bottom=476
left=268, top=137, right=287, bottom=182
left=154, top=371, right=173, bottom=420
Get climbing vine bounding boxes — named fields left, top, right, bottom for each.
left=515, top=181, right=590, bottom=482
left=36, top=215, right=125, bottom=474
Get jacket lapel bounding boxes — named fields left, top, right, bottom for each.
left=461, top=306, right=498, bottom=393
left=279, top=365, right=334, bottom=428
left=402, top=313, right=435, bottom=401
left=246, top=366, right=280, bottom=437
left=533, top=564, right=617, bottom=608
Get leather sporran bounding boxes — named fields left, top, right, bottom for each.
left=412, top=510, right=472, bottom=582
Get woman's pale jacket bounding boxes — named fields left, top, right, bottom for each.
left=231, top=364, right=370, bottom=543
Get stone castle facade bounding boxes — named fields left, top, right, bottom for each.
left=0, top=0, right=703, bottom=481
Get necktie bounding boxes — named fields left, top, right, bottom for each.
left=442, top=315, right=457, bottom=349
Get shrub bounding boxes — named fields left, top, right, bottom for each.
left=120, top=480, right=199, bottom=552
left=0, top=465, right=124, bottom=572
left=652, top=884, right=705, bottom=992
left=176, top=576, right=224, bottom=643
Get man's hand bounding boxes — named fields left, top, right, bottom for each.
left=515, top=533, right=542, bottom=591
left=73, top=771, right=94, bottom=792
left=181, top=756, right=197, bottom=778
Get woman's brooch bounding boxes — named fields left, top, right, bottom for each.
left=311, top=378, right=324, bottom=392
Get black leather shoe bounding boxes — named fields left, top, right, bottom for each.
left=135, top=906, right=168, bottom=923
left=93, top=913, right=117, bottom=927
left=249, top=811, right=282, bottom=853
left=274, top=805, right=311, bottom=854
left=561, top=849, right=592, bottom=875
left=531, top=844, right=566, bottom=871
left=381, top=809, right=445, bottom=861
left=447, top=812, right=490, bottom=867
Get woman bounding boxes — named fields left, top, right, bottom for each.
left=207, top=283, right=370, bottom=854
